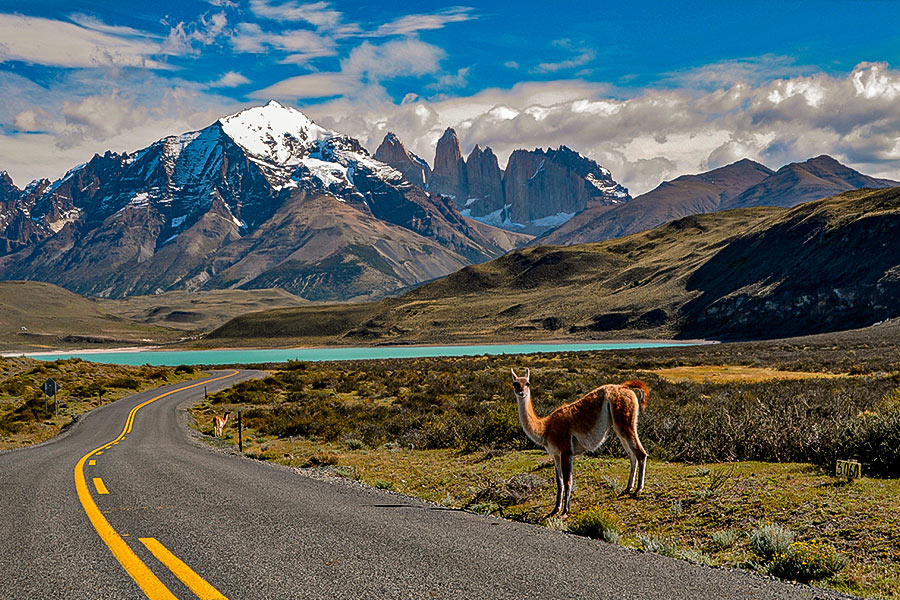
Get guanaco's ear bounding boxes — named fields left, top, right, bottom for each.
left=511, top=368, right=518, bottom=380
left=525, top=368, right=530, bottom=380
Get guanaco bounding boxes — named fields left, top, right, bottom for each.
left=213, top=411, right=231, bottom=437
left=511, top=368, right=649, bottom=517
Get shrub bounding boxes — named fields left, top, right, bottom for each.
left=568, top=507, right=622, bottom=543
left=344, top=438, right=365, bottom=450
left=749, top=523, right=794, bottom=562
left=106, top=377, right=140, bottom=390
left=709, top=529, right=739, bottom=550
left=638, top=534, right=677, bottom=557
left=768, top=541, right=847, bottom=583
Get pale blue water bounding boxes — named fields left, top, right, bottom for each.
left=17, top=341, right=700, bottom=366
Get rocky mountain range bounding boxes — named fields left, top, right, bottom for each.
left=0, top=102, right=528, bottom=301
left=374, top=128, right=630, bottom=235
left=537, top=155, right=898, bottom=246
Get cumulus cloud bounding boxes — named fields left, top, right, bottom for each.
left=251, top=37, right=444, bottom=101
left=163, top=11, right=229, bottom=55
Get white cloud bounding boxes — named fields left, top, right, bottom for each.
left=0, top=14, right=171, bottom=69
left=249, top=0, right=343, bottom=29
left=369, top=7, right=475, bottom=37
left=209, top=71, right=251, bottom=87
left=250, top=72, right=356, bottom=99
left=250, top=38, right=444, bottom=101
left=305, top=62, right=900, bottom=195
left=230, top=22, right=336, bottom=58
left=163, top=11, right=229, bottom=55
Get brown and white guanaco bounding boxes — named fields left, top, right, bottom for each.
left=511, top=368, right=649, bottom=517
left=213, top=411, right=231, bottom=437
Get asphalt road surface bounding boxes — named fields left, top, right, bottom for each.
left=0, top=369, right=851, bottom=599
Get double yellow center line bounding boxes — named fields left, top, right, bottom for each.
left=74, top=370, right=239, bottom=600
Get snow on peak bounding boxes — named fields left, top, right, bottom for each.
left=218, top=101, right=335, bottom=165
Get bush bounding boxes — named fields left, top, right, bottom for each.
left=749, top=523, right=794, bottom=562
left=106, top=377, right=140, bottom=390
left=839, top=399, right=900, bottom=477
left=768, top=541, right=847, bottom=583
left=568, top=507, right=622, bottom=543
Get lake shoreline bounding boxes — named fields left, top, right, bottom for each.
left=4, top=339, right=712, bottom=366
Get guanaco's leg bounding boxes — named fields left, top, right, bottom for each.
left=550, top=453, right=564, bottom=517
left=560, top=451, right=574, bottom=516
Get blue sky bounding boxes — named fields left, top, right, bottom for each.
left=3, top=0, right=900, bottom=194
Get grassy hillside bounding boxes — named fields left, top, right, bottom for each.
left=206, top=187, right=900, bottom=345
left=96, top=288, right=308, bottom=332
left=0, top=281, right=184, bottom=351
left=0, top=283, right=312, bottom=352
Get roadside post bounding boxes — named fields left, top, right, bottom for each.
left=238, top=410, right=243, bottom=453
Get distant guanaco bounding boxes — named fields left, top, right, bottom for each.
left=511, top=368, right=649, bottom=517
left=213, top=411, right=231, bottom=437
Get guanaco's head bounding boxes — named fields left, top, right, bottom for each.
left=510, top=368, right=531, bottom=398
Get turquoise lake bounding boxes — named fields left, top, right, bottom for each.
left=17, top=341, right=700, bottom=366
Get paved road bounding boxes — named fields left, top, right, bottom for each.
left=0, top=369, right=849, bottom=599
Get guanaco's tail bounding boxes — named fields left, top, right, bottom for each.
left=622, top=380, right=650, bottom=409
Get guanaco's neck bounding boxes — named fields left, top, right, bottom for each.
left=516, top=390, right=546, bottom=446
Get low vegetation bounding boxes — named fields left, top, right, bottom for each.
left=0, top=357, right=200, bottom=449
left=197, top=341, right=900, bottom=599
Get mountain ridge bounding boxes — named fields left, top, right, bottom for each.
left=536, top=155, right=897, bottom=246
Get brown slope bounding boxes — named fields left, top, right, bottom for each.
left=0, top=281, right=182, bottom=350
left=207, top=187, right=900, bottom=344
left=206, top=190, right=472, bottom=302
left=97, top=288, right=307, bottom=332
left=537, top=159, right=773, bottom=245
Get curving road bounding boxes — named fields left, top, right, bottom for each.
left=0, top=369, right=849, bottom=599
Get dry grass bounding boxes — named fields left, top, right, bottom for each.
left=211, top=434, right=900, bottom=599
left=651, top=365, right=844, bottom=383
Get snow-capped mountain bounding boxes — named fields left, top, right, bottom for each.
left=0, top=102, right=527, bottom=300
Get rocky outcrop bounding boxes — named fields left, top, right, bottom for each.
left=427, top=132, right=629, bottom=235
left=0, top=171, right=18, bottom=203
left=503, top=146, right=629, bottom=225
left=430, top=128, right=468, bottom=202
left=373, top=132, right=431, bottom=188
left=464, top=145, right=505, bottom=217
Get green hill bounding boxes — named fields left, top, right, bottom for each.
left=207, top=187, right=900, bottom=345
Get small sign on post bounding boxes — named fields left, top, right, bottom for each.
left=41, top=379, right=60, bottom=414
left=836, top=459, right=862, bottom=481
